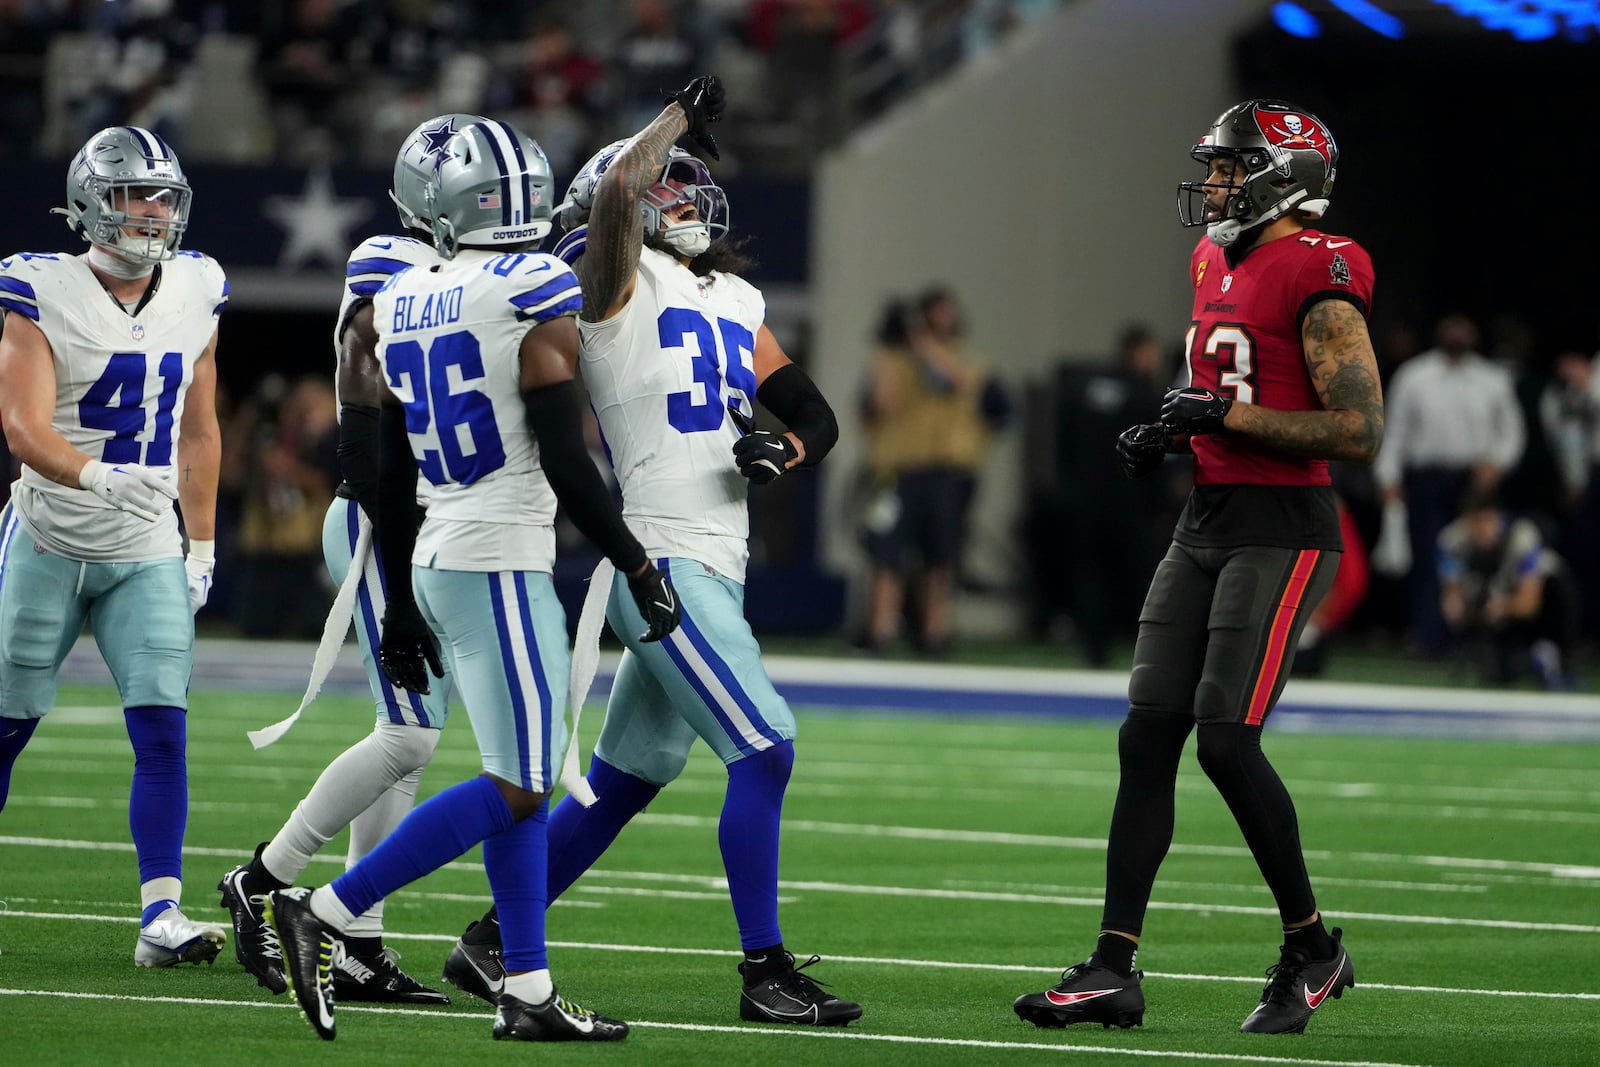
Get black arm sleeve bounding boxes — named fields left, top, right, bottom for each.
left=521, top=379, right=647, bottom=575
left=375, top=402, right=422, bottom=607
left=336, top=403, right=381, bottom=522
left=756, top=362, right=838, bottom=467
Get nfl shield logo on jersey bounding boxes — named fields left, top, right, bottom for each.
left=131, top=323, right=145, bottom=340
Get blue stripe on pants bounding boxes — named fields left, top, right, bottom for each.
left=488, top=574, right=533, bottom=791
left=513, top=572, right=553, bottom=793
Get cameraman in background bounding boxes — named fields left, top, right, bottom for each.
left=859, top=287, right=1006, bottom=657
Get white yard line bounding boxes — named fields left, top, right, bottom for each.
left=0, top=986, right=1469, bottom=1065
left=4, top=910, right=1595, bottom=1002
left=6, top=825, right=1593, bottom=895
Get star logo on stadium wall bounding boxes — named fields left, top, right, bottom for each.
left=263, top=167, right=373, bottom=271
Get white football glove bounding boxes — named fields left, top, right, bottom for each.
left=185, top=538, right=215, bottom=614
left=78, top=460, right=177, bottom=523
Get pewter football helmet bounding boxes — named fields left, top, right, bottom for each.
left=57, top=126, right=191, bottom=263
left=426, top=120, right=556, bottom=259
left=1177, top=99, right=1338, bottom=247
left=391, top=113, right=486, bottom=233
left=553, top=140, right=728, bottom=244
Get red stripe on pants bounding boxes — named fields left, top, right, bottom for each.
left=1244, top=549, right=1320, bottom=725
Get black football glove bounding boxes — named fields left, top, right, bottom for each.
left=1116, top=422, right=1170, bottom=479
left=378, top=600, right=443, bottom=695
left=626, top=562, right=681, bottom=643
left=1161, top=386, right=1233, bottom=435
left=663, top=74, right=725, bottom=159
left=732, top=430, right=799, bottom=485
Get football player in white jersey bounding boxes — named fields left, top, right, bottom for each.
left=265, top=118, right=679, bottom=1043
left=442, top=78, right=859, bottom=1027
left=0, top=126, right=228, bottom=967
left=217, top=116, right=483, bottom=1005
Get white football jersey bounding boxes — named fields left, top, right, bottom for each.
left=373, top=247, right=582, bottom=572
left=0, top=250, right=226, bottom=562
left=336, top=234, right=438, bottom=508
left=579, top=246, right=763, bottom=582
left=336, top=234, right=438, bottom=368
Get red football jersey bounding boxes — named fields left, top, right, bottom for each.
left=1184, top=229, right=1375, bottom=486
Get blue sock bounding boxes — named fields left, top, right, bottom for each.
left=486, top=799, right=549, bottom=972
left=331, top=775, right=512, bottom=918
left=720, top=741, right=793, bottom=949
left=0, top=716, right=40, bottom=814
left=548, top=756, right=660, bottom=901
left=124, top=707, right=187, bottom=886
left=141, top=899, right=179, bottom=926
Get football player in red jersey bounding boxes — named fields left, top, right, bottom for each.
left=1014, top=100, right=1382, bottom=1036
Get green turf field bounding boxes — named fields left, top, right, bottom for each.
left=3, top=683, right=1597, bottom=1066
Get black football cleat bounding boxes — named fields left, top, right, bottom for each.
left=1240, top=927, right=1354, bottom=1034
left=1014, top=956, right=1145, bottom=1029
left=739, top=953, right=862, bottom=1027
left=331, top=942, right=450, bottom=1005
left=492, top=990, right=629, bottom=1041
left=218, top=854, right=288, bottom=994
left=265, top=887, right=337, bottom=1040
left=441, top=919, right=505, bottom=1006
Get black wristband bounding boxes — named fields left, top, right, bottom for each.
left=521, top=379, right=648, bottom=574
left=755, top=363, right=837, bottom=468
left=375, top=402, right=422, bottom=606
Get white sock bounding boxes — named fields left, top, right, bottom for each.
left=261, top=723, right=438, bottom=884
left=309, top=885, right=357, bottom=933
left=342, top=765, right=425, bottom=937
left=140, top=877, right=182, bottom=914
left=503, top=969, right=554, bottom=1005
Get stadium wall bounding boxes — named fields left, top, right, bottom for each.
left=809, top=0, right=1271, bottom=591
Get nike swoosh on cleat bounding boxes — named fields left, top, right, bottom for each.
left=759, top=1002, right=819, bottom=1022
left=1303, top=954, right=1347, bottom=1009
left=465, top=953, right=504, bottom=992
left=1044, top=988, right=1121, bottom=1006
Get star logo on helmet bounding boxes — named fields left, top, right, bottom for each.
left=418, top=118, right=457, bottom=160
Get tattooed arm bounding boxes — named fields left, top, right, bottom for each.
left=1222, top=298, right=1385, bottom=464
left=577, top=105, right=689, bottom=323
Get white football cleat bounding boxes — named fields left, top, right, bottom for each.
left=135, top=905, right=227, bottom=967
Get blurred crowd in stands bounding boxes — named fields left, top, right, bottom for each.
left=0, top=0, right=1061, bottom=177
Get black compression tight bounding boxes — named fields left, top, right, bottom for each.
left=1195, top=721, right=1317, bottom=925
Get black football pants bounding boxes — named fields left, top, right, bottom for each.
left=1100, top=541, right=1339, bottom=936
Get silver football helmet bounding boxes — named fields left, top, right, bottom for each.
left=391, top=112, right=486, bottom=233
left=56, top=126, right=191, bottom=263
left=553, top=140, right=728, bottom=250
left=426, top=120, right=556, bottom=260
left=1177, top=99, right=1338, bottom=247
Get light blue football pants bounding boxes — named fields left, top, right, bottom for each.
left=413, top=566, right=570, bottom=793
left=0, top=502, right=192, bottom=718
left=321, top=498, right=452, bottom=729
left=596, top=557, right=795, bottom=786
